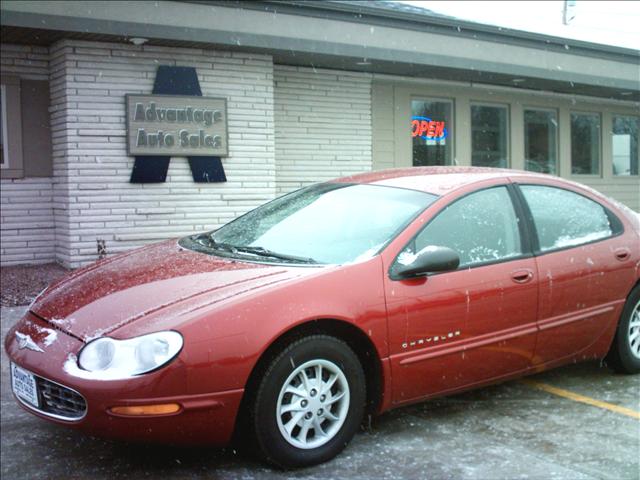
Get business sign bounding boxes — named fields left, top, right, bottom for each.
left=126, top=94, right=228, bottom=157
left=411, top=116, right=448, bottom=144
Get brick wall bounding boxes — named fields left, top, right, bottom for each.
left=274, top=65, right=372, bottom=194
left=2, top=43, right=378, bottom=268
left=0, top=45, right=55, bottom=265
left=47, top=40, right=275, bottom=267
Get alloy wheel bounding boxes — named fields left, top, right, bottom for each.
left=628, top=300, right=640, bottom=360
left=275, top=359, right=350, bottom=449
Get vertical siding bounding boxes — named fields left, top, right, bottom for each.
left=372, top=82, right=395, bottom=171
left=0, top=44, right=55, bottom=266
left=274, top=65, right=372, bottom=194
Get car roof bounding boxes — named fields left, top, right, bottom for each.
left=331, top=166, right=640, bottom=231
left=333, top=166, right=546, bottom=195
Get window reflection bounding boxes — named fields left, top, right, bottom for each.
left=612, top=115, right=639, bottom=176
left=524, top=108, right=558, bottom=175
left=411, top=99, right=452, bottom=166
left=471, top=104, right=509, bottom=168
left=521, top=185, right=613, bottom=251
left=571, top=112, right=601, bottom=175
left=411, top=186, right=522, bottom=267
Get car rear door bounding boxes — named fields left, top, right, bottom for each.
left=515, top=183, right=637, bottom=365
left=383, top=182, right=539, bottom=405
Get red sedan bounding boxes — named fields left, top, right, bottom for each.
left=5, top=167, right=640, bottom=467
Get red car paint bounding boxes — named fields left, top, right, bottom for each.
left=5, top=167, right=640, bottom=445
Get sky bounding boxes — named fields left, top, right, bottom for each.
left=401, top=1, right=640, bottom=50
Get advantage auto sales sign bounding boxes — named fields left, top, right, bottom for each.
left=126, top=94, right=228, bottom=157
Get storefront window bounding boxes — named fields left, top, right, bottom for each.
left=411, top=99, right=452, bottom=166
left=471, top=104, right=509, bottom=168
left=524, top=108, right=558, bottom=174
left=612, top=115, right=639, bottom=176
left=571, top=112, right=601, bottom=175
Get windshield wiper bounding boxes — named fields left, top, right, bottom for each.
left=231, top=245, right=318, bottom=264
left=194, top=234, right=317, bottom=264
left=193, top=233, right=238, bottom=253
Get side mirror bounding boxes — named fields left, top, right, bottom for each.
left=391, top=245, right=460, bottom=279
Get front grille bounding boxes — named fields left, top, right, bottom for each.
left=35, top=376, right=87, bottom=420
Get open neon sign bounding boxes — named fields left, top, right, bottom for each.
left=411, top=116, right=448, bottom=141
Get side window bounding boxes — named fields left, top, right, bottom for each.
left=520, top=185, right=614, bottom=252
left=404, top=187, right=523, bottom=268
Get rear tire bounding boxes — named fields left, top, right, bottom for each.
left=252, top=334, right=366, bottom=468
left=606, top=285, right=640, bottom=374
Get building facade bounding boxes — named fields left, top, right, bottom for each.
left=1, top=0, right=638, bottom=267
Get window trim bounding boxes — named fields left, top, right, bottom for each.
left=1, top=84, right=8, bottom=168
left=469, top=101, right=511, bottom=168
left=388, top=184, right=533, bottom=280
left=410, top=95, right=456, bottom=166
left=0, top=75, right=24, bottom=179
left=513, top=183, right=624, bottom=257
left=569, top=110, right=602, bottom=178
left=522, top=106, right=559, bottom=176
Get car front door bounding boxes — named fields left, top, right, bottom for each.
left=383, top=183, right=539, bottom=405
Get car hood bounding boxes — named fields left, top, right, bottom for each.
left=30, top=240, right=319, bottom=341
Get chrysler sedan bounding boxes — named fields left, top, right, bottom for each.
left=5, top=167, right=640, bottom=467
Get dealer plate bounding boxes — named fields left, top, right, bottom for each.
left=11, top=363, right=39, bottom=408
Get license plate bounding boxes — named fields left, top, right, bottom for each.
left=11, top=363, right=39, bottom=408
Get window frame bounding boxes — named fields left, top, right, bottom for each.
left=410, top=95, right=456, bottom=166
left=512, top=183, right=624, bottom=256
left=0, top=76, right=24, bottom=179
left=1, top=84, right=8, bottom=168
left=389, top=184, right=534, bottom=280
left=569, top=110, right=602, bottom=178
left=469, top=101, right=511, bottom=168
left=523, top=106, right=559, bottom=175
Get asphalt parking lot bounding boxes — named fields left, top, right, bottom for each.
left=2, top=305, right=639, bottom=480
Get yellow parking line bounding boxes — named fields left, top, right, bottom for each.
left=520, top=379, right=640, bottom=420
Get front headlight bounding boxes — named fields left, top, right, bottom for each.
left=78, top=331, right=183, bottom=378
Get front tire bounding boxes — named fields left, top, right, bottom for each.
left=252, top=335, right=366, bottom=468
left=606, top=285, right=640, bottom=374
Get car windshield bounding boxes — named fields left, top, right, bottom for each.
left=194, top=183, right=436, bottom=265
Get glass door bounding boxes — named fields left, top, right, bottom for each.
left=411, top=98, right=453, bottom=166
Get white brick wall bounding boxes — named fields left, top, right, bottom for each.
left=0, top=45, right=55, bottom=265
left=274, top=65, right=372, bottom=194
left=48, top=40, right=275, bottom=267
left=1, top=52, right=375, bottom=267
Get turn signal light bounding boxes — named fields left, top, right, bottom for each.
left=109, top=403, right=181, bottom=416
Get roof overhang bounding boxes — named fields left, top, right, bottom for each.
left=2, top=0, right=638, bottom=101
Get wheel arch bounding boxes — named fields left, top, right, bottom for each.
left=234, top=318, right=384, bottom=441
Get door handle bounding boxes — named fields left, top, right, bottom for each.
left=614, top=248, right=630, bottom=262
left=511, top=269, right=534, bottom=283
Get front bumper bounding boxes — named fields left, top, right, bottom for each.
left=5, top=312, right=243, bottom=445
